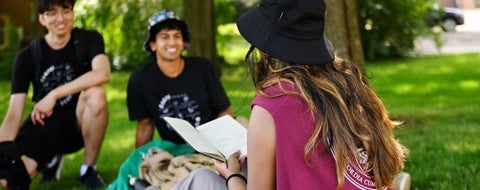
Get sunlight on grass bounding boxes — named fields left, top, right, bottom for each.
left=423, top=64, right=455, bottom=75
left=459, top=80, right=479, bottom=90
left=392, top=84, right=414, bottom=94
left=416, top=82, right=441, bottom=94
left=447, top=141, right=480, bottom=152
left=105, top=135, right=135, bottom=151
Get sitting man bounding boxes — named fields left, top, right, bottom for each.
left=0, top=0, right=110, bottom=189
left=127, top=10, right=233, bottom=148
left=106, top=10, right=234, bottom=189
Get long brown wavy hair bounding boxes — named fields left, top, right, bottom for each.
left=245, top=47, right=408, bottom=189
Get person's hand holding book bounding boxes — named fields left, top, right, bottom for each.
left=214, top=151, right=247, bottom=188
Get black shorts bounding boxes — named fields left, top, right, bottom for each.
left=15, top=106, right=84, bottom=167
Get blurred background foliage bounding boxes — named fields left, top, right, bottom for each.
left=0, top=24, right=20, bottom=80
left=74, top=0, right=183, bottom=70
left=1, top=0, right=441, bottom=76
left=357, top=0, right=439, bottom=60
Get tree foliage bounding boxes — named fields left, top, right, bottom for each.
left=75, top=0, right=182, bottom=70
left=357, top=0, right=436, bottom=60
left=0, top=24, right=20, bottom=80
left=71, top=0, right=439, bottom=71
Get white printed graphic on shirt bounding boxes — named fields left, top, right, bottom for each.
left=39, top=64, right=74, bottom=106
left=344, top=148, right=377, bottom=190
left=330, top=147, right=388, bottom=190
left=158, top=93, right=201, bottom=130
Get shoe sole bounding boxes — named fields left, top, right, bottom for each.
left=54, top=155, right=65, bottom=180
left=45, top=155, right=64, bottom=181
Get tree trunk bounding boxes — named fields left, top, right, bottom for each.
left=182, top=0, right=221, bottom=74
left=324, top=0, right=365, bottom=67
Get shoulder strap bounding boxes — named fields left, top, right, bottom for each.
left=29, top=29, right=88, bottom=101
left=72, top=28, right=88, bottom=70
left=30, top=29, right=88, bottom=80
left=30, top=38, right=43, bottom=84
left=30, top=37, right=44, bottom=101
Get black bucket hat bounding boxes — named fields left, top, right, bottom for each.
left=236, top=0, right=335, bottom=65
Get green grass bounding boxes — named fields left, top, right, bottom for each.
left=0, top=53, right=479, bottom=189
left=367, top=54, right=480, bottom=189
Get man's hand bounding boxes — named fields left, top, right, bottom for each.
left=30, top=93, right=56, bottom=125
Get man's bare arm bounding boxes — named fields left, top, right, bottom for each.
left=31, top=54, right=110, bottom=125
left=0, top=94, right=27, bottom=141
left=136, top=118, right=154, bottom=148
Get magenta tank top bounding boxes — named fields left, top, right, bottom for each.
left=251, top=82, right=388, bottom=190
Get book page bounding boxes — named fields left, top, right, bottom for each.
left=163, top=117, right=225, bottom=161
left=196, top=115, right=248, bottom=159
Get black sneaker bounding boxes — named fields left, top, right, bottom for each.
left=40, top=154, right=64, bottom=184
left=80, top=166, right=104, bottom=189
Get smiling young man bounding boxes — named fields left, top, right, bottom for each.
left=126, top=10, right=233, bottom=148
left=0, top=0, right=110, bottom=189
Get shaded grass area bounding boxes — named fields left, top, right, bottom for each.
left=0, top=53, right=479, bottom=189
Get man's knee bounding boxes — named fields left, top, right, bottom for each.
left=83, top=86, right=107, bottom=102
left=79, top=86, right=108, bottom=111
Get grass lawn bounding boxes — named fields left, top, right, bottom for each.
left=0, top=53, right=479, bottom=189
left=367, top=53, right=480, bottom=189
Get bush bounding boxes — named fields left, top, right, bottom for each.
left=74, top=0, right=249, bottom=70
left=357, top=0, right=436, bottom=60
left=0, top=24, right=20, bottom=80
left=74, top=0, right=181, bottom=70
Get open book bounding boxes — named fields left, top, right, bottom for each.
left=163, top=115, right=247, bottom=162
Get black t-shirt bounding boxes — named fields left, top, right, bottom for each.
left=126, top=57, right=231, bottom=144
left=11, top=29, right=105, bottom=111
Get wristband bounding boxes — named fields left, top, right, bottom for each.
left=226, top=173, right=247, bottom=187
